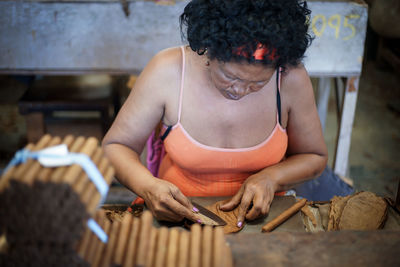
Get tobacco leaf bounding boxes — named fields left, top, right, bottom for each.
left=328, top=191, right=388, bottom=231
left=301, top=205, right=317, bottom=227
left=327, top=195, right=351, bottom=231
left=206, top=201, right=244, bottom=234
left=338, top=191, right=387, bottom=230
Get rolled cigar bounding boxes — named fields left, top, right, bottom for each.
left=77, top=225, right=92, bottom=259
left=145, top=227, right=158, bottom=267
left=97, top=157, right=110, bottom=176
left=113, top=213, right=133, bottom=265
left=166, top=228, right=179, bottom=267
left=87, top=166, right=114, bottom=213
left=123, top=216, right=141, bottom=267
left=77, top=210, right=102, bottom=258
left=85, top=211, right=107, bottom=262
left=212, top=227, right=225, bottom=267
left=92, top=218, right=111, bottom=266
left=135, top=210, right=153, bottom=266
left=223, top=240, right=233, bottom=267
left=85, top=228, right=103, bottom=264
left=154, top=227, right=169, bottom=267
left=81, top=156, right=108, bottom=205
left=99, top=220, right=121, bottom=267
left=0, top=143, right=34, bottom=192
left=202, top=225, right=213, bottom=267
left=104, top=164, right=115, bottom=184
left=37, top=135, right=75, bottom=182
left=189, top=224, right=201, bottom=267
left=82, top=185, right=96, bottom=209
left=261, top=198, right=307, bottom=233
left=177, top=230, right=190, bottom=267
left=62, top=137, right=98, bottom=186
left=73, top=147, right=103, bottom=194
left=61, top=134, right=75, bottom=147
left=22, top=136, right=62, bottom=185
left=50, top=136, right=85, bottom=183
left=97, top=157, right=114, bottom=187
left=62, top=134, right=75, bottom=146
left=78, top=144, right=111, bottom=216
left=13, top=134, right=52, bottom=181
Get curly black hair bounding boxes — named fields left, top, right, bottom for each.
left=180, top=0, right=312, bottom=68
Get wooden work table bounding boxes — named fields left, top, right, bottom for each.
left=226, top=231, right=400, bottom=266
left=168, top=196, right=400, bottom=266
left=190, top=196, right=400, bottom=266
left=104, top=192, right=400, bottom=266
left=188, top=196, right=306, bottom=233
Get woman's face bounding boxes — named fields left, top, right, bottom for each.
left=208, top=60, right=276, bottom=101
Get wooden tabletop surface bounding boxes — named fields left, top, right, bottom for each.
left=226, top=230, right=400, bottom=267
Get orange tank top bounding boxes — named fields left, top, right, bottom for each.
left=158, top=47, right=288, bottom=197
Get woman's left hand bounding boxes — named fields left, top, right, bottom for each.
left=219, top=174, right=279, bottom=227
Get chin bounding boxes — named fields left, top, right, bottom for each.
left=223, top=91, right=243, bottom=101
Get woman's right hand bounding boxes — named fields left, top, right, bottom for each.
left=141, top=179, right=201, bottom=222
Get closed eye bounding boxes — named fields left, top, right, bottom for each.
left=223, top=73, right=236, bottom=80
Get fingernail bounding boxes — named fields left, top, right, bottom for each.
left=193, top=207, right=199, bottom=213
left=237, top=221, right=242, bottom=228
left=197, top=219, right=202, bottom=224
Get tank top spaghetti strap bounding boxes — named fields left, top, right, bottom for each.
left=158, top=46, right=288, bottom=197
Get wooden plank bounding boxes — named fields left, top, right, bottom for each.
left=226, top=231, right=400, bottom=267
left=304, top=0, right=368, bottom=76
left=0, top=0, right=367, bottom=76
left=333, top=76, right=359, bottom=176
left=25, top=112, right=45, bottom=143
left=317, top=77, right=332, bottom=132
left=0, top=0, right=185, bottom=74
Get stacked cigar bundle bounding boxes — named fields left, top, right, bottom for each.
left=0, top=134, right=114, bottom=266
left=78, top=210, right=233, bottom=267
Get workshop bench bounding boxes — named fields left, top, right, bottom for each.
left=18, top=76, right=116, bottom=143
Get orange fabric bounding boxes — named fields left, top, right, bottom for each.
left=130, top=46, right=288, bottom=199
left=156, top=46, right=288, bottom=197
left=158, top=123, right=287, bottom=196
left=130, top=47, right=288, bottom=208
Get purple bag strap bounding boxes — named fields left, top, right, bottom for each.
left=146, top=130, right=165, bottom=177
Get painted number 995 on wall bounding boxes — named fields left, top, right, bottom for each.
left=311, top=14, right=361, bottom=40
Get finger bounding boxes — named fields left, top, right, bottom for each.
left=220, top=187, right=244, bottom=211
left=261, top=196, right=274, bottom=215
left=245, top=193, right=264, bottom=220
left=156, top=211, right=184, bottom=222
left=164, top=198, right=202, bottom=223
left=236, top=190, right=254, bottom=228
left=171, top=188, right=199, bottom=213
left=152, top=205, right=184, bottom=222
left=261, top=201, right=271, bottom=215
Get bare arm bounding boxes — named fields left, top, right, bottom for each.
left=102, top=48, right=200, bottom=222
left=221, top=66, right=328, bottom=224
left=262, top=65, right=328, bottom=189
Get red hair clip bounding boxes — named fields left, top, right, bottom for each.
left=233, top=42, right=277, bottom=61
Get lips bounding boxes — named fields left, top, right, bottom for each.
left=225, top=91, right=242, bottom=100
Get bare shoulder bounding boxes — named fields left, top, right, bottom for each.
left=135, top=46, right=183, bottom=97
left=147, top=47, right=182, bottom=75
left=102, top=47, right=184, bottom=152
left=281, top=64, right=311, bottom=93
left=280, top=64, right=315, bottom=109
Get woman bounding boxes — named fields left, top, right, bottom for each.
left=103, top=0, right=345, bottom=226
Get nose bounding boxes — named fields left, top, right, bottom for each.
left=231, top=81, right=251, bottom=96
